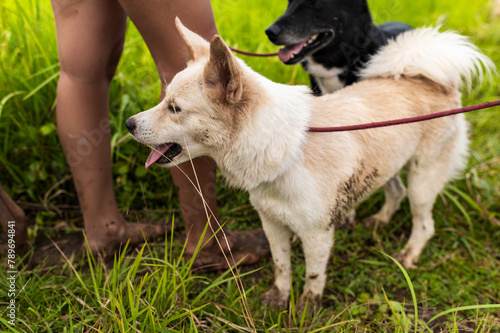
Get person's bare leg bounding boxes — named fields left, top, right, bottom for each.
left=117, top=0, right=219, bottom=255
left=0, top=185, right=27, bottom=253
left=118, top=0, right=270, bottom=268
left=51, top=0, right=164, bottom=253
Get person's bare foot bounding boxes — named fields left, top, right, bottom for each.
left=84, top=215, right=167, bottom=254
left=186, top=229, right=270, bottom=272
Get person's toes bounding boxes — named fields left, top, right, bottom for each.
left=188, top=229, right=270, bottom=272
left=121, top=221, right=166, bottom=246
left=224, top=229, right=270, bottom=264
left=85, top=219, right=168, bottom=255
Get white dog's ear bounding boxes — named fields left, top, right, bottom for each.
left=203, top=35, right=243, bottom=104
left=175, top=17, right=209, bottom=61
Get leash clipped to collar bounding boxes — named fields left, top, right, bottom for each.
left=308, top=99, right=500, bottom=133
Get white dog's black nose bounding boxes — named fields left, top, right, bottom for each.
left=126, top=117, right=137, bottom=134
left=265, top=24, right=281, bottom=43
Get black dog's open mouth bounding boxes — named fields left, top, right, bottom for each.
left=145, top=143, right=182, bottom=169
left=278, top=31, right=333, bottom=65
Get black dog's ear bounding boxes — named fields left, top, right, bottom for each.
left=175, top=17, right=210, bottom=61
left=203, top=35, right=243, bottom=104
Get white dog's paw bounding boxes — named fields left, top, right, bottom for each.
left=393, top=248, right=419, bottom=269
left=262, top=286, right=289, bottom=310
left=296, top=291, right=321, bottom=314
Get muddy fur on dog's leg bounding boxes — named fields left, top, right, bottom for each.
left=298, top=226, right=334, bottom=310
left=394, top=211, right=435, bottom=269
left=362, top=175, right=406, bottom=228
left=261, top=217, right=292, bottom=309
left=393, top=202, right=436, bottom=269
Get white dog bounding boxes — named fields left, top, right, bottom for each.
left=127, top=19, right=493, bottom=311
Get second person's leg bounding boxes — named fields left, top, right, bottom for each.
left=118, top=0, right=270, bottom=268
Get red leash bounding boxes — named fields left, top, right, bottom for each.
left=227, top=48, right=499, bottom=133
left=308, top=100, right=500, bottom=133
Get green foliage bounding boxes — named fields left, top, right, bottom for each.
left=0, top=0, right=499, bottom=331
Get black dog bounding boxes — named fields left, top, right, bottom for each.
left=266, top=0, right=412, bottom=95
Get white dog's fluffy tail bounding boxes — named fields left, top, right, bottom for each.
left=359, top=27, right=494, bottom=90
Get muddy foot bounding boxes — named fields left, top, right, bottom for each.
left=187, top=229, right=270, bottom=272
left=262, top=285, right=289, bottom=310
left=85, top=218, right=168, bottom=255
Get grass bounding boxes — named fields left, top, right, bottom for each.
left=0, top=0, right=499, bottom=331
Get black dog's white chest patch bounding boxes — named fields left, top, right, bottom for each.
left=305, top=59, right=347, bottom=93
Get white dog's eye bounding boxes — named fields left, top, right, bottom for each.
left=168, top=104, right=181, bottom=114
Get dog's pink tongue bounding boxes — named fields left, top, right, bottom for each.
left=145, top=144, right=172, bottom=169
left=278, top=43, right=304, bottom=62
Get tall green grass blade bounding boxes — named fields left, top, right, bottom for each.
left=0, top=318, right=23, bottom=333
left=307, top=320, right=356, bottom=333
left=443, top=189, right=473, bottom=231
left=377, top=250, right=419, bottom=333
left=447, top=185, right=482, bottom=213
left=85, top=246, right=102, bottom=301
left=382, top=287, right=401, bottom=324
left=0, top=91, right=24, bottom=117
left=460, top=236, right=477, bottom=263
left=22, top=72, right=59, bottom=101
left=427, top=304, right=500, bottom=326
left=298, top=297, right=309, bottom=332
left=0, top=154, right=24, bottom=184
left=29, top=63, right=59, bottom=78
left=192, top=267, right=260, bottom=304
left=163, top=305, right=208, bottom=326
left=10, top=0, right=53, bottom=68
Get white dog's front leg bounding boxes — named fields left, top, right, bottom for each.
left=261, top=218, right=292, bottom=309
left=297, top=225, right=334, bottom=312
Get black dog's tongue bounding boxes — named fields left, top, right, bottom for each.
left=145, top=144, right=172, bottom=169
left=278, top=43, right=304, bottom=62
